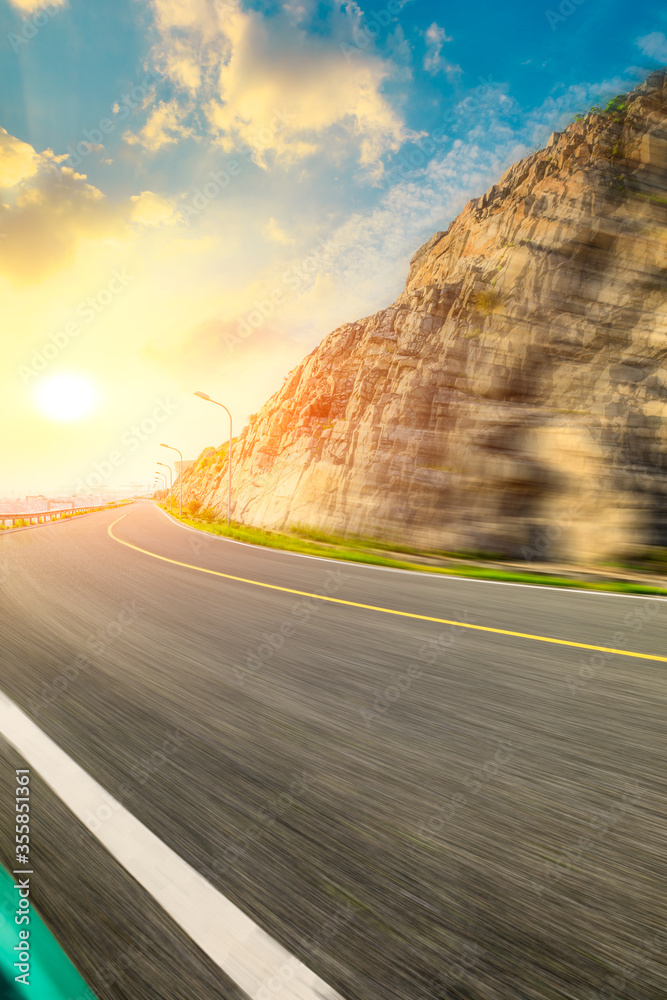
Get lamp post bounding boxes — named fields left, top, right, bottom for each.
left=154, top=472, right=166, bottom=502
left=157, top=461, right=173, bottom=515
left=194, top=391, right=232, bottom=524
left=160, top=443, right=183, bottom=517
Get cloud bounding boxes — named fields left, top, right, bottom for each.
left=144, top=0, right=412, bottom=172
left=636, top=32, right=667, bottom=63
left=130, top=191, right=178, bottom=226
left=386, top=24, right=413, bottom=79
left=123, top=99, right=194, bottom=152
left=264, top=217, right=295, bottom=245
left=7, top=0, right=66, bottom=11
left=423, top=22, right=460, bottom=78
left=258, top=73, right=645, bottom=330
left=281, top=0, right=315, bottom=25
left=0, top=164, right=122, bottom=282
left=0, top=128, right=187, bottom=282
left=0, top=129, right=40, bottom=187
left=136, top=68, right=646, bottom=396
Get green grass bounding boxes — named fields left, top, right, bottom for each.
left=161, top=509, right=667, bottom=595
left=570, top=95, right=629, bottom=126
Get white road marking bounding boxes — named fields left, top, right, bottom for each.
left=151, top=503, right=667, bottom=602
left=0, top=690, right=343, bottom=1000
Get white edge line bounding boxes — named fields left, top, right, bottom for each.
left=0, top=689, right=343, bottom=1000
left=149, top=502, right=667, bottom=603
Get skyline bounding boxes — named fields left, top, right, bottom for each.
left=1, top=0, right=667, bottom=493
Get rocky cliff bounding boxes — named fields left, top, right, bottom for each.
left=181, top=71, right=667, bottom=563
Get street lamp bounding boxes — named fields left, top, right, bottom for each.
left=194, top=391, right=232, bottom=524
left=160, top=443, right=183, bottom=517
left=154, top=472, right=166, bottom=501
left=157, top=461, right=173, bottom=515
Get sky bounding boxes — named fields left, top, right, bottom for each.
left=1, top=0, right=666, bottom=496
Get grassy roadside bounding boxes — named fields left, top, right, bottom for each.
left=159, top=507, right=667, bottom=596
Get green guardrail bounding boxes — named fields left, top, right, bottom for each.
left=0, top=866, right=96, bottom=999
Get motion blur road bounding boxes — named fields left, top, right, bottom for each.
left=0, top=500, right=665, bottom=1000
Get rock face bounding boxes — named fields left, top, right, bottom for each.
left=182, top=72, right=667, bottom=563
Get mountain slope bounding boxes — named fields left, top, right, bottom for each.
left=182, top=71, right=667, bottom=563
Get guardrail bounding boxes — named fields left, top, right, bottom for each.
left=0, top=500, right=135, bottom=530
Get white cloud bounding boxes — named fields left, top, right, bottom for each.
left=0, top=163, right=121, bottom=282
left=273, top=72, right=644, bottom=331
left=130, top=191, right=178, bottom=226
left=423, top=22, right=460, bottom=78
left=142, top=70, right=648, bottom=397
left=281, top=0, right=314, bottom=25
left=264, top=217, right=295, bottom=245
left=144, top=0, right=412, bottom=172
left=636, top=31, right=667, bottom=63
left=0, top=129, right=40, bottom=188
left=7, top=0, right=66, bottom=11
left=0, top=128, right=190, bottom=281
left=123, top=99, right=194, bottom=152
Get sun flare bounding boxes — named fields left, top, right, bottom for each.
left=33, top=373, right=99, bottom=423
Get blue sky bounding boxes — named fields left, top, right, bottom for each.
left=0, top=0, right=666, bottom=493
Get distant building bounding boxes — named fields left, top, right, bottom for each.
left=25, top=495, right=46, bottom=511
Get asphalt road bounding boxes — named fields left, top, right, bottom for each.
left=0, top=500, right=665, bottom=1000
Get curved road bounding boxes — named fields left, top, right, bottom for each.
left=0, top=500, right=665, bottom=999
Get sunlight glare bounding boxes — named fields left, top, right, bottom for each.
left=33, top=373, right=100, bottom=422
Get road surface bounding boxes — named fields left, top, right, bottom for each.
left=0, top=500, right=665, bottom=999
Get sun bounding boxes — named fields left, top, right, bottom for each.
left=33, top=373, right=100, bottom=422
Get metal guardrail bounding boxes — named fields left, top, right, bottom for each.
left=0, top=500, right=134, bottom=530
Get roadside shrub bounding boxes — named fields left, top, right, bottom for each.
left=199, top=507, right=217, bottom=522
left=570, top=95, right=628, bottom=126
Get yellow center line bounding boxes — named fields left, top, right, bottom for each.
left=107, top=515, right=667, bottom=663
